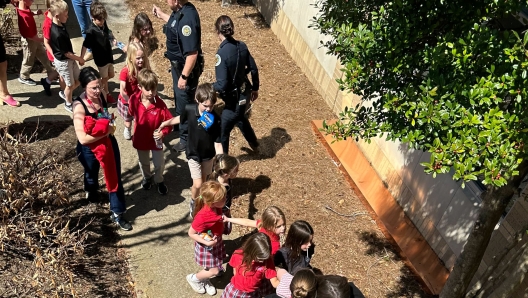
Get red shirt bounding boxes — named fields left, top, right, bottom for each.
left=127, top=91, right=173, bottom=151
left=257, top=219, right=281, bottom=255
left=119, top=66, right=140, bottom=103
left=229, top=249, right=277, bottom=292
left=191, top=205, right=224, bottom=237
left=16, top=7, right=37, bottom=39
left=42, top=10, right=54, bottom=61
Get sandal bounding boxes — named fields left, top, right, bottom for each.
left=0, top=95, right=20, bottom=107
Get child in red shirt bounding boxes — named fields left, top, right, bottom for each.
left=118, top=42, right=150, bottom=140
left=126, top=69, right=172, bottom=194
left=15, top=0, right=56, bottom=96
left=42, top=0, right=65, bottom=98
left=225, top=205, right=287, bottom=296
left=187, top=181, right=227, bottom=296
left=222, top=233, right=279, bottom=298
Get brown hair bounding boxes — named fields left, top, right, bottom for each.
left=290, top=269, right=317, bottom=298
left=130, top=12, right=153, bottom=47
left=90, top=1, right=107, bottom=20
left=235, top=233, right=271, bottom=274
left=316, top=275, right=351, bottom=298
left=284, top=220, right=314, bottom=270
left=125, top=42, right=151, bottom=81
left=137, top=69, right=158, bottom=91
left=195, top=83, right=217, bottom=104
left=258, top=206, right=286, bottom=233
left=193, top=181, right=227, bottom=217
left=215, top=15, right=235, bottom=38
left=50, top=0, right=68, bottom=15
left=210, top=154, right=239, bottom=180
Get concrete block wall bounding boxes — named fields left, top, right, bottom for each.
left=254, top=0, right=528, bottom=295
left=1, top=0, right=47, bottom=38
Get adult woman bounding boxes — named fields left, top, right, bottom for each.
left=0, top=33, right=19, bottom=107
left=212, top=15, right=259, bottom=154
left=73, top=67, right=131, bottom=231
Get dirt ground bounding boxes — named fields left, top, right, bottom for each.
left=126, top=0, right=435, bottom=297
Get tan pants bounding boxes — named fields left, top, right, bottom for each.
left=20, top=38, right=54, bottom=79
left=137, top=149, right=165, bottom=183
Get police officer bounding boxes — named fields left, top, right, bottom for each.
left=152, top=0, right=203, bottom=152
left=213, top=15, right=259, bottom=154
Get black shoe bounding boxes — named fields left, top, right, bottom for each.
left=249, top=142, right=260, bottom=154
left=85, top=191, right=99, bottom=203
left=172, top=142, right=186, bottom=152
left=141, top=178, right=152, bottom=190
left=157, top=182, right=168, bottom=195
left=40, top=78, right=51, bottom=96
left=110, top=213, right=132, bottom=231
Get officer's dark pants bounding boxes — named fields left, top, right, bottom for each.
left=171, top=65, right=200, bottom=145
left=76, top=135, right=127, bottom=214
left=221, top=101, right=258, bottom=154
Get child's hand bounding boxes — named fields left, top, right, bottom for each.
left=36, top=9, right=43, bottom=15
left=78, top=58, right=85, bottom=66
left=205, top=236, right=218, bottom=247
left=153, top=129, right=163, bottom=140
left=222, top=215, right=229, bottom=223
left=113, top=39, right=118, bottom=46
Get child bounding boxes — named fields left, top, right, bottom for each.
left=42, top=0, right=65, bottom=99
left=123, top=12, right=153, bottom=54
left=274, top=221, right=315, bottom=275
left=49, top=0, right=84, bottom=112
left=15, top=0, right=56, bottom=96
left=186, top=181, right=227, bottom=296
left=118, top=42, right=150, bottom=140
left=209, top=154, right=240, bottom=234
left=221, top=232, right=280, bottom=298
left=274, top=268, right=317, bottom=298
left=225, top=205, right=286, bottom=255
left=158, top=83, right=223, bottom=218
left=80, top=1, right=117, bottom=104
left=126, top=69, right=172, bottom=194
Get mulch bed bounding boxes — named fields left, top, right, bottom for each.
left=0, top=122, right=134, bottom=297
left=126, top=0, right=434, bottom=297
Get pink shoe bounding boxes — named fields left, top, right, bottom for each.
left=1, top=95, right=20, bottom=107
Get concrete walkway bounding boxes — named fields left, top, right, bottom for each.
left=0, top=1, right=216, bottom=297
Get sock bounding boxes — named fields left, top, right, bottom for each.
left=191, top=274, right=200, bottom=282
left=45, top=78, right=52, bottom=84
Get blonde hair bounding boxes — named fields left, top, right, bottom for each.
left=193, top=181, right=227, bottom=217
left=137, top=69, right=158, bottom=91
left=125, top=42, right=150, bottom=82
left=258, top=206, right=286, bottom=233
left=50, top=0, right=68, bottom=16
left=291, top=269, right=317, bottom=298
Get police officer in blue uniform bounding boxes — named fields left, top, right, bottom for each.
left=152, top=0, right=203, bottom=152
left=213, top=15, right=260, bottom=154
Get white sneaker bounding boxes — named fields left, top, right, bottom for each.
left=186, top=274, right=205, bottom=294
left=123, top=127, right=132, bottom=140
left=59, top=90, right=66, bottom=100
left=203, top=279, right=216, bottom=296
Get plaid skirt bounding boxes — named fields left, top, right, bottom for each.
left=221, top=283, right=256, bottom=298
left=256, top=279, right=274, bottom=297
left=117, top=98, right=133, bottom=121
left=194, top=238, right=225, bottom=270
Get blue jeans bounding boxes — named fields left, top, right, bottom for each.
left=76, top=135, right=127, bottom=214
left=71, top=0, right=92, bottom=41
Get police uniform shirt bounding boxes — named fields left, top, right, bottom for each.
left=165, top=2, right=201, bottom=63
left=213, top=38, right=259, bottom=94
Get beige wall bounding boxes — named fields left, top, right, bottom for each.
left=255, top=0, right=528, bottom=295
left=2, top=0, right=47, bottom=37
